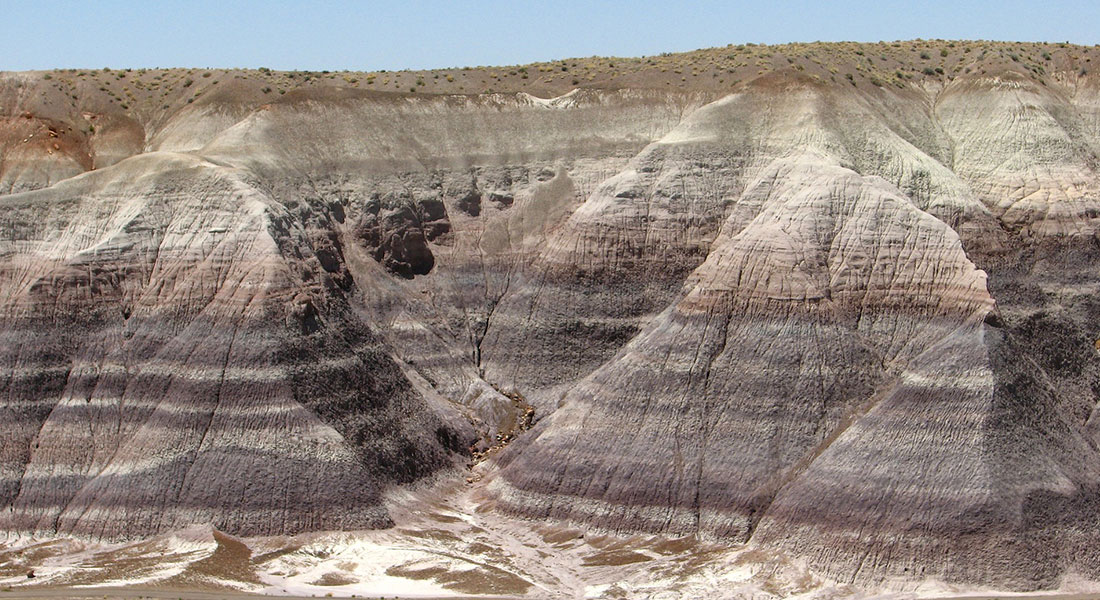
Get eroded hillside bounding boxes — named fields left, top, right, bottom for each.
left=3, top=40, right=1100, bottom=594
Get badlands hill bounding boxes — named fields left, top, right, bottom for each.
left=3, top=39, right=1100, bottom=592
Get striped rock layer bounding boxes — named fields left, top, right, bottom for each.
left=4, top=45, right=1100, bottom=589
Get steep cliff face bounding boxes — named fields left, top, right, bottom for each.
left=3, top=40, right=1100, bottom=590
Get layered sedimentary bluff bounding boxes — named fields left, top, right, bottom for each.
left=3, top=41, right=1100, bottom=592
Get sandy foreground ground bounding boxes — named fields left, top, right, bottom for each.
left=3, top=470, right=1100, bottom=600
left=1, top=588, right=1099, bottom=600
left=0, top=587, right=521, bottom=600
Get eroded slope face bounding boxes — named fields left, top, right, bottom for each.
left=0, top=152, right=471, bottom=539
left=3, top=42, right=1100, bottom=591
left=492, top=152, right=1010, bottom=574
left=488, top=74, right=1100, bottom=588
left=192, top=88, right=714, bottom=413
left=0, top=87, right=708, bottom=540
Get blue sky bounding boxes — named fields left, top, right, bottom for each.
left=3, top=0, right=1099, bottom=71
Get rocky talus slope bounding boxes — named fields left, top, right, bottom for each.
left=3, top=40, right=1100, bottom=590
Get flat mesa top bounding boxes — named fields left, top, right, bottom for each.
left=3, top=40, right=1095, bottom=116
